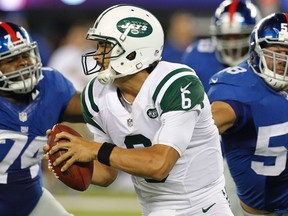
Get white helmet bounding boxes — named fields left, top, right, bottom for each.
left=82, top=4, right=164, bottom=84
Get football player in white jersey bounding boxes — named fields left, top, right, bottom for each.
left=45, top=4, right=234, bottom=216
left=182, top=1, right=262, bottom=215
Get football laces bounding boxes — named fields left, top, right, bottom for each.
left=48, top=159, right=59, bottom=179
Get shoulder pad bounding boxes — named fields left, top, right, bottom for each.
left=210, top=61, right=257, bottom=87
left=208, top=62, right=268, bottom=103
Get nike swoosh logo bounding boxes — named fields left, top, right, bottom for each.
left=180, top=82, right=192, bottom=92
left=211, top=78, right=218, bottom=84
left=202, top=203, right=216, bottom=213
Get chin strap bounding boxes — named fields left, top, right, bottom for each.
left=97, top=69, right=113, bottom=84
left=9, top=75, right=37, bottom=94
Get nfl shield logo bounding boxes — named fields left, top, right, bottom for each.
left=127, top=118, right=133, bottom=127
left=19, top=112, right=28, bottom=122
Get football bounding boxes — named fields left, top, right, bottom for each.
left=47, top=124, right=94, bottom=191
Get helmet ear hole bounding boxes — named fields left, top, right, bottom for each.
left=249, top=44, right=256, bottom=58
left=126, top=51, right=136, bottom=61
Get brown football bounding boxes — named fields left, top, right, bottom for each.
left=47, top=124, right=93, bottom=191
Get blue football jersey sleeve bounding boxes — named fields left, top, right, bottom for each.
left=207, top=62, right=288, bottom=213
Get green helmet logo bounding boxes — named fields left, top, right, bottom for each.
left=117, top=17, right=153, bottom=37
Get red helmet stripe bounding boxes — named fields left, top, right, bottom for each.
left=285, top=13, right=288, bottom=24
left=229, top=0, right=240, bottom=25
left=0, top=22, right=19, bottom=42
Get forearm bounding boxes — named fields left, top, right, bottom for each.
left=107, top=144, right=179, bottom=181
left=91, top=160, right=118, bottom=187
left=211, top=101, right=236, bottom=134
left=49, top=133, right=179, bottom=182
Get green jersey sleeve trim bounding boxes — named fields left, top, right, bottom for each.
left=152, top=68, right=193, bottom=102
left=81, top=78, right=106, bottom=134
left=152, top=68, right=204, bottom=114
left=161, top=75, right=204, bottom=113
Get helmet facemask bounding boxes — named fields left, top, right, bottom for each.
left=253, top=43, right=288, bottom=90
left=0, top=41, right=42, bottom=94
left=81, top=33, right=125, bottom=77
left=210, top=0, right=261, bottom=66
left=213, top=34, right=250, bottom=66
left=249, top=13, right=288, bottom=91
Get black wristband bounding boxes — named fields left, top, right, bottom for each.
left=98, top=142, right=117, bottom=166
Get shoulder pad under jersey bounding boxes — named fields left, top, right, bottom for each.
left=208, top=61, right=270, bottom=103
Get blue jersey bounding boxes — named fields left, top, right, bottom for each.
left=208, top=61, right=288, bottom=214
left=182, top=38, right=227, bottom=92
left=0, top=68, right=76, bottom=216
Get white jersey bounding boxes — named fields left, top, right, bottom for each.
left=82, top=61, right=226, bottom=214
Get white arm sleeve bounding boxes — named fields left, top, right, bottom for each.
left=152, top=109, right=200, bottom=156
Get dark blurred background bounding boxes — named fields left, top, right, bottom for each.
left=0, top=0, right=283, bottom=61
left=0, top=0, right=223, bottom=49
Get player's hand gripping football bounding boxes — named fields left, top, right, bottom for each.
left=43, top=124, right=95, bottom=191
left=43, top=128, right=98, bottom=172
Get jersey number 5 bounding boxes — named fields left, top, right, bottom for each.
left=251, top=122, right=288, bottom=176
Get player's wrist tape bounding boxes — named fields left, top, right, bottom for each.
left=98, top=142, right=117, bottom=166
